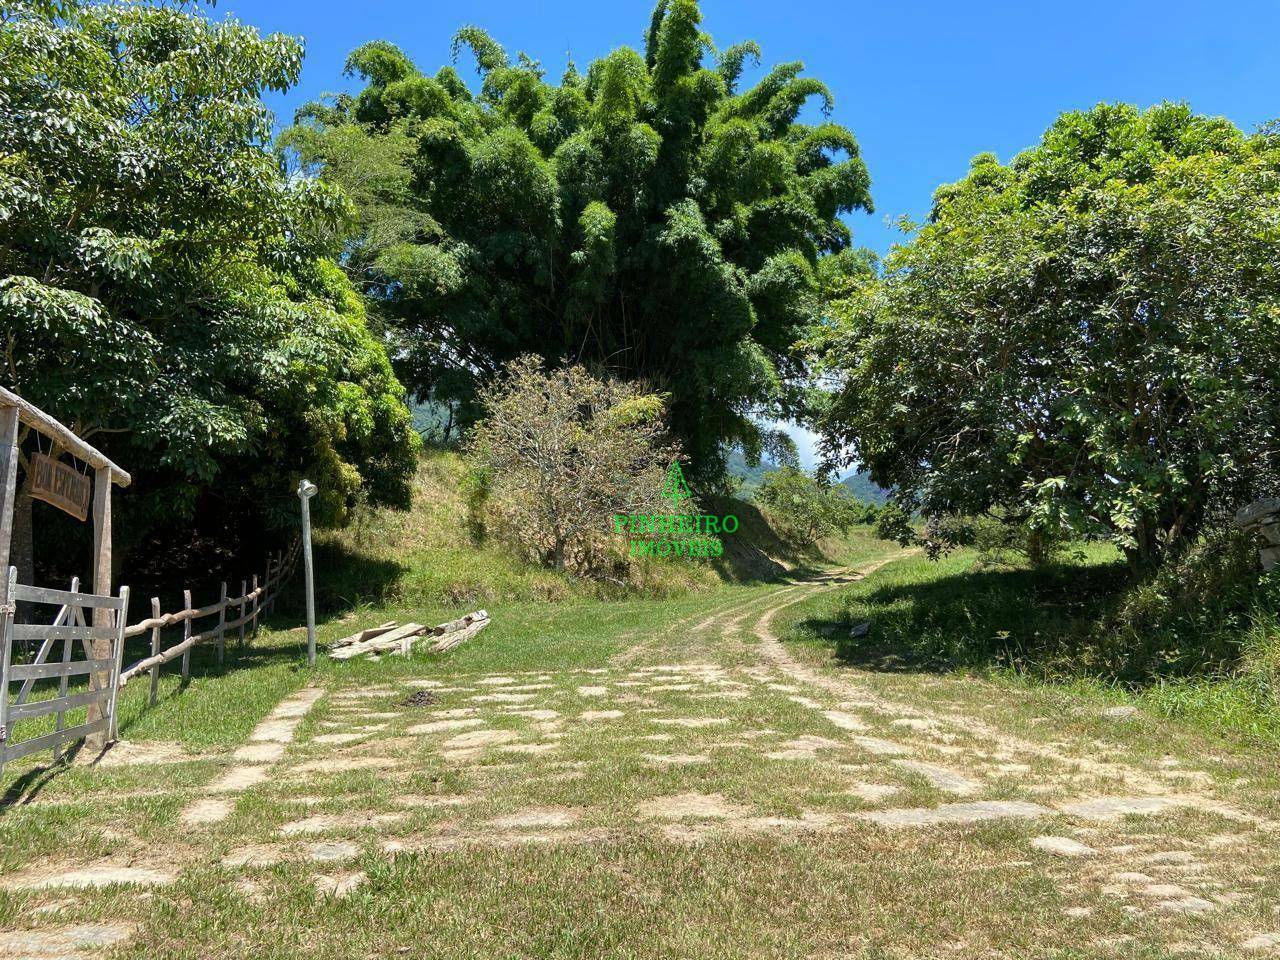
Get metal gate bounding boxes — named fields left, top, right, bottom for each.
left=0, top=567, right=129, bottom=776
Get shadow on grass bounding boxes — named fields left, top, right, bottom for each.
left=292, top=541, right=408, bottom=615
left=796, top=558, right=1147, bottom=680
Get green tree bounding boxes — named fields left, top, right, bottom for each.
left=754, top=466, right=872, bottom=544
left=283, top=0, right=872, bottom=480
left=0, top=0, right=420, bottom=575
left=815, top=103, right=1280, bottom=570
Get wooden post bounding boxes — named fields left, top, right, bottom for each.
left=181, top=588, right=192, bottom=684
left=250, top=574, right=260, bottom=640
left=216, top=582, right=227, bottom=669
left=86, top=464, right=112, bottom=750
left=51, top=576, right=79, bottom=763
left=238, top=579, right=246, bottom=651
left=106, top=586, right=129, bottom=742
left=148, top=596, right=161, bottom=706
left=0, top=568, right=16, bottom=778
left=0, top=405, right=19, bottom=608
left=267, top=551, right=280, bottom=614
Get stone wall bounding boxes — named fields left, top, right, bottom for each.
left=1235, top=498, right=1280, bottom=571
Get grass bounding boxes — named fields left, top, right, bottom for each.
left=772, top=542, right=1280, bottom=747
left=3, top=542, right=1279, bottom=957
left=3, top=464, right=1280, bottom=957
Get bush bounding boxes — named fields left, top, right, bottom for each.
left=466, top=356, right=676, bottom=574
left=927, top=514, right=1079, bottom=568
left=1097, top=526, right=1267, bottom=677
left=755, top=467, right=877, bottom=545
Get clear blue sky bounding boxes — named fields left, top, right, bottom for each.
left=219, top=0, right=1280, bottom=258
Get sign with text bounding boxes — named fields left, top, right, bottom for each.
left=29, top=453, right=91, bottom=522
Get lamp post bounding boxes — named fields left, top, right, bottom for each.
left=297, top=479, right=318, bottom=667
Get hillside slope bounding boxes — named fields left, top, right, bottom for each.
left=313, top=449, right=877, bottom=612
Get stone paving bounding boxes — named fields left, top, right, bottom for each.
left=3, top=564, right=1280, bottom=957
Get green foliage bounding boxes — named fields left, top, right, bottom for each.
left=285, top=0, right=872, bottom=481
left=1099, top=526, right=1268, bottom=676
left=754, top=466, right=876, bottom=545
left=465, top=356, right=676, bottom=573
left=815, top=102, right=1280, bottom=569
left=0, top=0, right=419, bottom=559
left=924, top=514, right=1079, bottom=568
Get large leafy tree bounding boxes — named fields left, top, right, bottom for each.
left=0, top=0, right=420, bottom=577
left=815, top=103, right=1280, bottom=569
left=284, top=0, right=872, bottom=479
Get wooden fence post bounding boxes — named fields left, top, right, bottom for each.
left=238, top=579, right=246, bottom=651
left=0, top=406, right=20, bottom=605
left=250, top=574, right=260, bottom=640
left=86, top=463, right=113, bottom=751
left=216, top=582, right=227, bottom=669
left=267, top=551, right=280, bottom=614
left=181, top=588, right=192, bottom=684
left=148, top=596, right=161, bottom=706
left=107, top=585, right=130, bottom=742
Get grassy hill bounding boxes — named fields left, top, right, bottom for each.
left=839, top=469, right=891, bottom=505
left=725, top=448, right=890, bottom=506
left=312, top=449, right=879, bottom=614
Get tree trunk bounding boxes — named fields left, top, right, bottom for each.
left=553, top=536, right=566, bottom=572
left=1026, top=529, right=1045, bottom=567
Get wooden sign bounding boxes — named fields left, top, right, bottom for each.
left=29, top=453, right=91, bottom=522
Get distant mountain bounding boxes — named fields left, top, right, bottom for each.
left=724, top=449, right=890, bottom=506
left=724, top=448, right=778, bottom=496
left=839, top=469, right=891, bottom=505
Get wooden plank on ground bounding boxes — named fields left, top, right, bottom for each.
left=329, top=621, right=398, bottom=650
left=329, top=623, right=427, bottom=660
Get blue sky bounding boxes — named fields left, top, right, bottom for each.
left=217, top=0, right=1280, bottom=466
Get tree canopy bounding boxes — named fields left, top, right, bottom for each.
left=0, top=0, right=420, bottom=570
left=815, top=103, right=1280, bottom=568
left=284, top=0, right=872, bottom=480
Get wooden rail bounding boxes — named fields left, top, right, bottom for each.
left=0, top=572, right=129, bottom=773
left=115, top=539, right=301, bottom=699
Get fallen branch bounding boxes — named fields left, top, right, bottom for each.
left=329, top=610, right=490, bottom=661
left=329, top=623, right=428, bottom=660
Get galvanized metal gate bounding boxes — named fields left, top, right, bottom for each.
left=0, top=567, right=129, bottom=775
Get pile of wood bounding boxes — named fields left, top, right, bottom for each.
left=329, top=610, right=490, bottom=660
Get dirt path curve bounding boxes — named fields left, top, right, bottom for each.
left=749, top=553, right=1262, bottom=808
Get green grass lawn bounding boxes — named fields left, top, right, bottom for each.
left=3, top=501, right=1280, bottom=958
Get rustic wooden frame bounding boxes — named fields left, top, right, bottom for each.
left=0, top=387, right=132, bottom=752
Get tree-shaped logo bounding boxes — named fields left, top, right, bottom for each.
left=660, top=460, right=691, bottom=509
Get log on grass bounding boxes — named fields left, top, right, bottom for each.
left=329, top=622, right=427, bottom=660
left=427, top=616, right=490, bottom=654
left=329, top=620, right=399, bottom=650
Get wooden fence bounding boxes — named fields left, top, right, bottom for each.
left=0, top=541, right=301, bottom=772
left=114, top=539, right=301, bottom=702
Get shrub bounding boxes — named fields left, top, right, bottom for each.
left=466, top=356, right=676, bottom=573
left=755, top=467, right=876, bottom=545
left=926, top=514, right=1079, bottom=568
left=1097, top=526, right=1266, bottom=677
